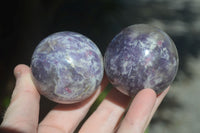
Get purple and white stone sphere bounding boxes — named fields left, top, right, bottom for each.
left=31, top=31, right=104, bottom=104
left=104, top=24, right=179, bottom=96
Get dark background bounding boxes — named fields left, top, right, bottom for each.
left=0, top=0, right=200, bottom=131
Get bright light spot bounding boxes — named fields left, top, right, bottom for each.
left=66, top=56, right=74, bottom=67
left=144, top=50, right=150, bottom=56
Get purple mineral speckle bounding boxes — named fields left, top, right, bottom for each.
left=104, top=24, right=179, bottom=96
left=31, top=31, right=103, bottom=104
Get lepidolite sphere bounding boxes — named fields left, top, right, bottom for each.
left=104, top=24, right=179, bottom=96
left=31, top=32, right=103, bottom=104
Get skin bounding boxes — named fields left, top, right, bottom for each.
left=0, top=64, right=169, bottom=133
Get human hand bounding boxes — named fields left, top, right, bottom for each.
left=0, top=64, right=169, bottom=133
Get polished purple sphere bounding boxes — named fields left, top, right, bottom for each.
left=31, top=32, right=103, bottom=104
left=104, top=24, right=179, bottom=96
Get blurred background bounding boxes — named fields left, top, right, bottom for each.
left=0, top=0, right=200, bottom=132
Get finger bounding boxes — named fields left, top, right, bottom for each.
left=144, top=87, right=170, bottom=129
left=38, top=75, right=109, bottom=133
left=79, top=88, right=131, bottom=133
left=117, top=89, right=157, bottom=133
left=1, top=64, right=40, bottom=133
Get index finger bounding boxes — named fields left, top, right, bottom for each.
left=1, top=64, right=40, bottom=133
